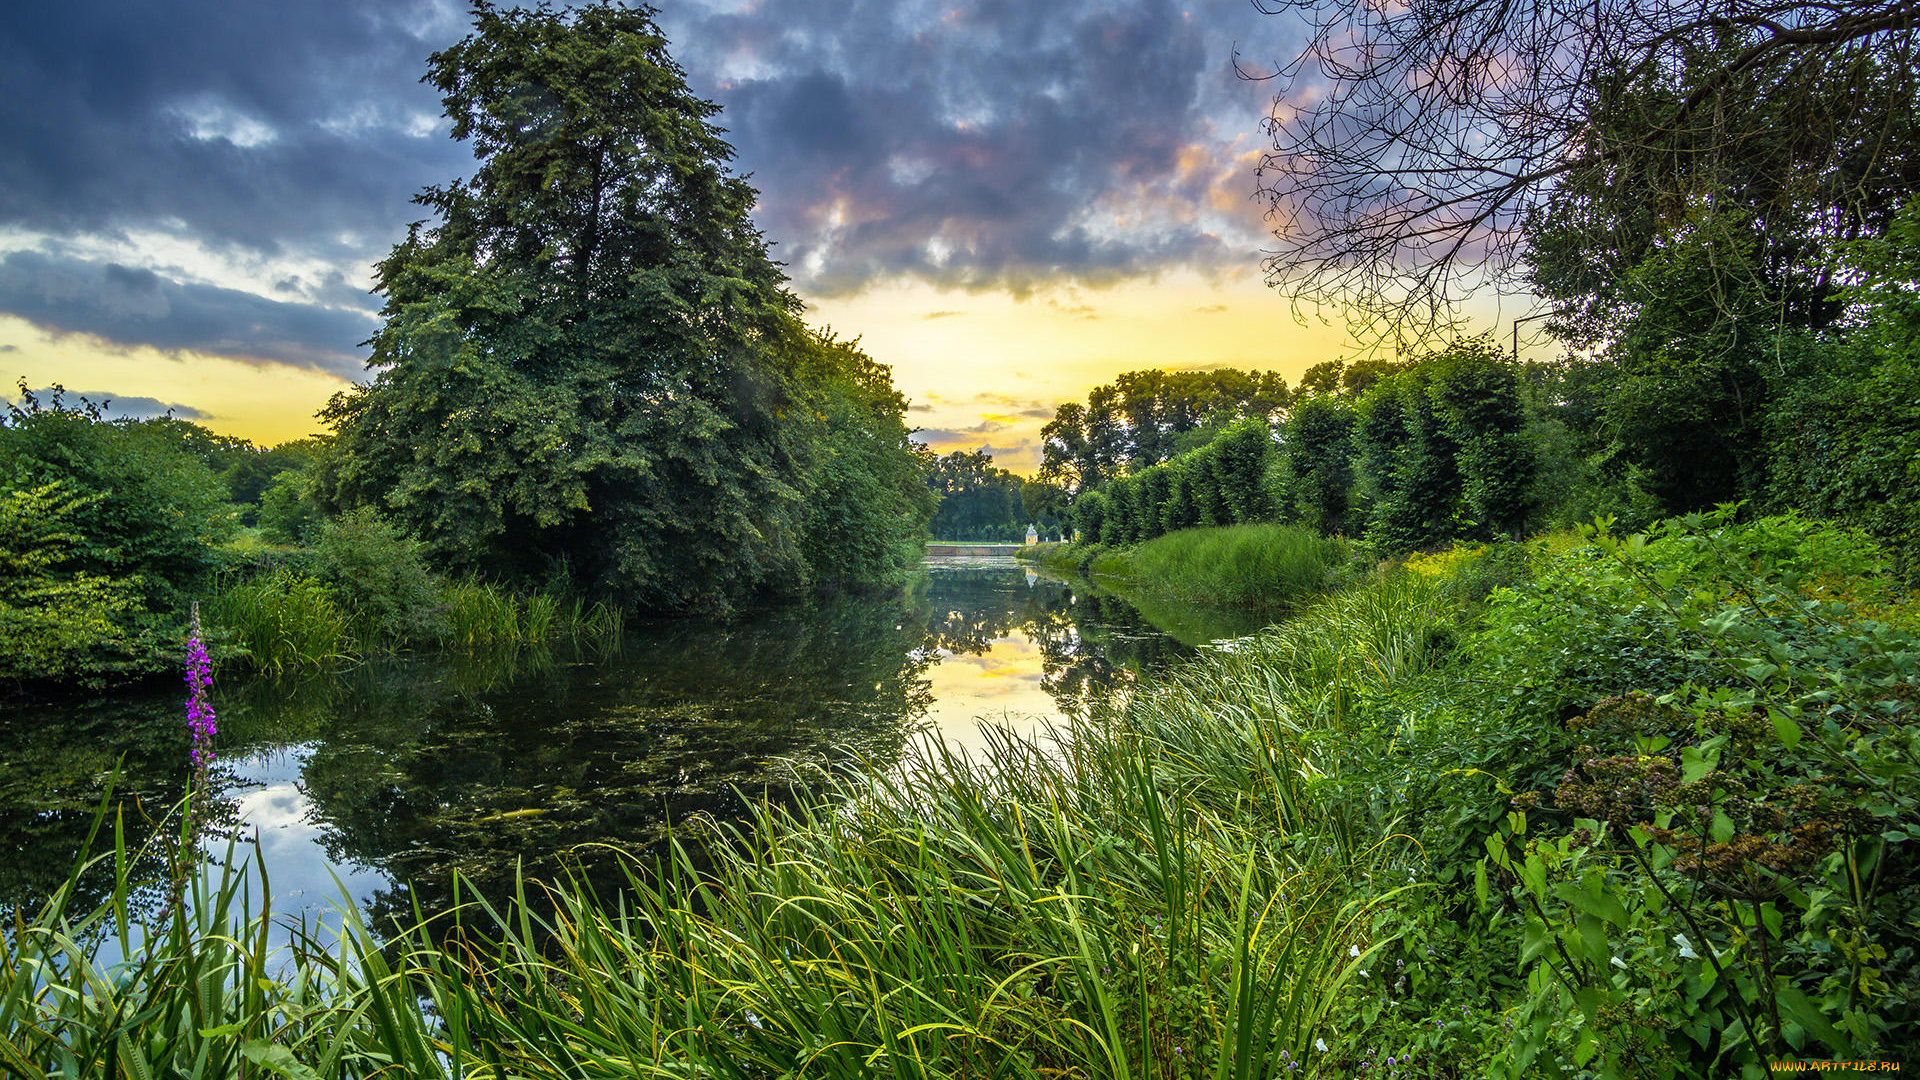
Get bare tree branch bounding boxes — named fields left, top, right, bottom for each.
left=1249, top=0, right=1920, bottom=348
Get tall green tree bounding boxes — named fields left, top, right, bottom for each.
left=1276, top=393, right=1356, bottom=536
left=321, top=3, right=920, bottom=611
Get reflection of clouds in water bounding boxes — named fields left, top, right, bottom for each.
left=923, top=635, right=1059, bottom=757
left=209, top=746, right=391, bottom=925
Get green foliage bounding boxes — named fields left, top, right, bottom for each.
left=0, top=389, right=239, bottom=681
left=1021, top=479, right=1071, bottom=538
left=1040, top=367, right=1289, bottom=493
left=204, top=570, right=351, bottom=673
left=1767, top=197, right=1920, bottom=577
left=256, top=464, right=326, bottom=545
left=1072, top=487, right=1111, bottom=544
left=1275, top=393, right=1356, bottom=535
left=1, top=388, right=234, bottom=613
left=1355, top=366, right=1463, bottom=551
left=1349, top=341, right=1536, bottom=551
left=1121, top=524, right=1354, bottom=608
left=1063, top=418, right=1281, bottom=550
left=321, top=2, right=922, bottom=613
left=1470, top=516, right=1919, bottom=1073
left=1427, top=340, right=1537, bottom=538
left=311, top=507, right=448, bottom=645
left=0, top=483, right=140, bottom=683
left=925, top=447, right=1027, bottom=541
left=790, top=330, right=936, bottom=585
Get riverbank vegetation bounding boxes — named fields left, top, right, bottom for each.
left=9, top=511, right=1911, bottom=1074
left=1028, top=523, right=1356, bottom=609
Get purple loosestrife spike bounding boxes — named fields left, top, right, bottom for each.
left=186, top=608, right=216, bottom=766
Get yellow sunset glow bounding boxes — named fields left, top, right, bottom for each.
left=4, top=272, right=1385, bottom=471
left=1, top=315, right=353, bottom=446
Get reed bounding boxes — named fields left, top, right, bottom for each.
left=1121, top=524, right=1353, bottom=608
left=203, top=570, right=352, bottom=672
left=440, top=579, right=624, bottom=650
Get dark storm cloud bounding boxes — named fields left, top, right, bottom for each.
left=14, top=388, right=207, bottom=421
left=0, top=251, right=376, bottom=375
left=663, top=0, right=1272, bottom=295
left=0, top=1, right=464, bottom=256
left=3, top=0, right=1283, bottom=359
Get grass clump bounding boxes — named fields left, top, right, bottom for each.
left=1022, top=524, right=1354, bottom=609
left=1124, top=524, right=1353, bottom=607
left=201, top=570, right=351, bottom=673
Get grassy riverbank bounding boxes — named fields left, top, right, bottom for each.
left=6, top=512, right=1915, bottom=1076
left=1023, top=523, right=1357, bottom=609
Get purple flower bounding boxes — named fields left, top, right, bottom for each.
left=185, top=606, right=217, bottom=768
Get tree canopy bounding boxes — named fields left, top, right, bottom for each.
left=1038, top=367, right=1290, bottom=495
left=320, top=2, right=929, bottom=611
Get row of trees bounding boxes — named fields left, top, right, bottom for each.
left=1038, top=367, right=1291, bottom=495
left=1060, top=206, right=1920, bottom=569
left=921, top=449, right=1073, bottom=542
left=1065, top=342, right=1538, bottom=552
left=1071, top=418, right=1274, bottom=545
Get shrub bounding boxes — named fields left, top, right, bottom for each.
left=0, top=482, right=142, bottom=684
left=1, top=392, right=235, bottom=612
left=311, top=507, right=447, bottom=645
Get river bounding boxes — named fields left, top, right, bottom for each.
left=0, top=555, right=1270, bottom=934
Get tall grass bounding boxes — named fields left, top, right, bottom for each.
left=1120, top=524, right=1353, bottom=608
left=421, top=578, right=625, bottom=651
left=206, top=572, right=628, bottom=672
left=202, top=570, right=351, bottom=672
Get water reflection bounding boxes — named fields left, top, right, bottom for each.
left=1, top=557, right=1247, bottom=930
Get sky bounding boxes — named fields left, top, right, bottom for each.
left=0, top=0, right=1453, bottom=472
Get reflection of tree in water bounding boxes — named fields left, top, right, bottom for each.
left=235, top=594, right=937, bottom=928
left=1024, top=588, right=1194, bottom=718
left=0, top=689, right=195, bottom=918
left=912, top=563, right=1199, bottom=718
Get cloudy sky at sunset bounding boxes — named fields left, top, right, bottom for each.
left=0, top=0, right=1427, bottom=472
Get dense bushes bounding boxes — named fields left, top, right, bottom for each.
left=1073, top=417, right=1277, bottom=545
left=1062, top=344, right=1538, bottom=558
left=1119, top=514, right=1918, bottom=1072
left=0, top=483, right=142, bottom=683
left=0, top=396, right=238, bottom=683
left=1766, top=200, right=1920, bottom=576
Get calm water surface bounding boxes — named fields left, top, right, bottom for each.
left=1, top=556, right=1268, bottom=931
